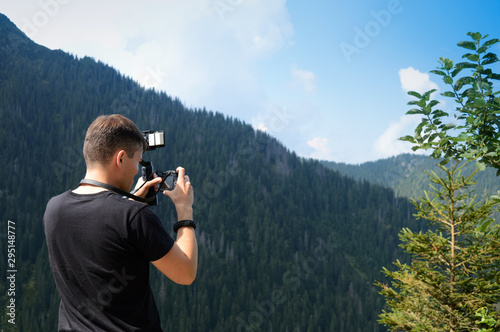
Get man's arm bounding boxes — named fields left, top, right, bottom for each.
left=152, top=226, right=197, bottom=285
left=152, top=167, right=198, bottom=285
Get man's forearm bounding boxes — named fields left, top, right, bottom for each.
left=175, top=226, right=198, bottom=282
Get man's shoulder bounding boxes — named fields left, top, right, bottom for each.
left=45, top=190, right=151, bottom=216
left=48, top=190, right=144, bottom=205
left=45, top=190, right=73, bottom=207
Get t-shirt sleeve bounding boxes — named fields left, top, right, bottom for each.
left=131, top=206, right=175, bottom=261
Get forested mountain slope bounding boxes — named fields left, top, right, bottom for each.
left=0, top=13, right=419, bottom=331
left=322, top=154, right=500, bottom=201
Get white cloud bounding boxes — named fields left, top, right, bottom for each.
left=290, top=64, right=317, bottom=93
left=307, top=137, right=333, bottom=160
left=399, top=66, right=439, bottom=95
left=3, top=0, right=294, bottom=121
left=372, top=114, right=425, bottom=159
left=253, top=122, right=268, bottom=132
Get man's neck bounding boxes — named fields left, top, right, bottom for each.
left=72, top=185, right=108, bottom=194
left=73, top=169, right=116, bottom=194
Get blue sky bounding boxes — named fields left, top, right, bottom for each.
left=3, top=0, right=500, bottom=164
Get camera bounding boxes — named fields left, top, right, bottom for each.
left=141, top=130, right=178, bottom=206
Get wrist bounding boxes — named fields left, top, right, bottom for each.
left=173, top=220, right=196, bottom=233
left=176, top=206, right=193, bottom=220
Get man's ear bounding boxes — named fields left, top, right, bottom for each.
left=115, top=150, right=126, bottom=168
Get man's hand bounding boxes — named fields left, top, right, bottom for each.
left=153, top=166, right=197, bottom=284
left=163, top=167, right=194, bottom=220
left=133, top=175, right=163, bottom=200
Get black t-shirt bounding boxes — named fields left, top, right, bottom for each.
left=43, top=190, right=174, bottom=331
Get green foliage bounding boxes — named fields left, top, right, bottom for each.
left=378, top=32, right=500, bottom=332
left=377, top=160, right=500, bottom=331
left=399, top=32, right=500, bottom=172
left=476, top=307, right=498, bottom=332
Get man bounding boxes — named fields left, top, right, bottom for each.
left=43, top=114, right=198, bottom=331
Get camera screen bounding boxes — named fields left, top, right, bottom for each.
left=160, top=172, right=177, bottom=192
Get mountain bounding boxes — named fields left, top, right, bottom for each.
left=0, top=13, right=420, bottom=331
left=322, top=154, right=500, bottom=201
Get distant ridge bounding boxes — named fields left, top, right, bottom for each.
left=322, top=153, right=500, bottom=200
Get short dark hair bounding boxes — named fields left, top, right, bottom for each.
left=83, top=114, right=147, bottom=167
